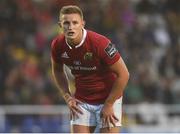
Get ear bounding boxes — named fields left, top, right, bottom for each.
left=58, top=21, right=62, bottom=28
left=82, top=20, right=86, bottom=28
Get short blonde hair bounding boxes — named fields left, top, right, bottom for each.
left=59, top=5, right=83, bottom=20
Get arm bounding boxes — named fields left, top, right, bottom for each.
left=64, top=64, right=76, bottom=95
left=105, top=57, right=129, bottom=105
left=101, top=57, right=129, bottom=128
left=51, top=59, right=83, bottom=117
left=51, top=58, right=70, bottom=100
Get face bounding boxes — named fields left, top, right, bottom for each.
left=59, top=13, right=85, bottom=43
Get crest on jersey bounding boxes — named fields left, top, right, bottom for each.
left=105, top=43, right=117, bottom=58
left=84, top=52, right=93, bottom=60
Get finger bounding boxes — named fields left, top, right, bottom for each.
left=70, top=110, right=72, bottom=120
left=104, top=117, right=110, bottom=128
left=75, top=99, right=83, bottom=104
left=71, top=108, right=80, bottom=118
left=70, top=110, right=77, bottom=120
left=106, top=117, right=111, bottom=130
left=72, top=105, right=83, bottom=114
left=110, top=115, right=116, bottom=127
left=112, top=114, right=119, bottom=122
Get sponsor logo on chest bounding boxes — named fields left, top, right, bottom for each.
left=63, top=51, right=97, bottom=71
left=73, top=60, right=81, bottom=65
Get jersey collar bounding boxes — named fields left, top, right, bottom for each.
left=65, top=29, right=87, bottom=49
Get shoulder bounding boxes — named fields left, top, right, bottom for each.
left=86, top=30, right=110, bottom=45
left=50, top=34, right=65, bottom=63
left=51, top=34, right=65, bottom=50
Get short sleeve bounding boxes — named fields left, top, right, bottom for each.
left=97, top=38, right=121, bottom=65
left=51, top=38, right=62, bottom=64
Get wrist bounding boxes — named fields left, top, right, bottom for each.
left=104, top=101, right=114, bottom=106
left=63, top=93, right=71, bottom=101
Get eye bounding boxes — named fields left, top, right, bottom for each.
left=72, top=21, right=78, bottom=25
left=63, top=21, right=70, bottom=25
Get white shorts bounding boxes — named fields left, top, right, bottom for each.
left=70, top=97, right=123, bottom=128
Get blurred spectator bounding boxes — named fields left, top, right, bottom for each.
left=0, top=0, right=179, bottom=105
left=0, top=0, right=180, bottom=132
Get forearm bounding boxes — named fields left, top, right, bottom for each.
left=52, top=66, right=71, bottom=101
left=105, top=72, right=129, bottom=105
left=104, top=57, right=129, bottom=105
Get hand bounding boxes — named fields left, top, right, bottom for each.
left=64, top=94, right=83, bottom=120
left=100, top=103, right=119, bottom=129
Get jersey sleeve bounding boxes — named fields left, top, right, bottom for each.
left=97, top=37, right=121, bottom=65
left=51, top=38, right=62, bottom=64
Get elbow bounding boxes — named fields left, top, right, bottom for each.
left=123, top=69, right=130, bottom=83
left=127, top=70, right=130, bottom=81
left=117, top=69, right=129, bottom=82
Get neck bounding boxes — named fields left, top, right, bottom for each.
left=67, top=29, right=83, bottom=47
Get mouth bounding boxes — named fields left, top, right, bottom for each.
left=67, top=32, right=75, bottom=36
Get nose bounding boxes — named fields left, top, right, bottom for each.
left=68, top=23, right=73, bottom=30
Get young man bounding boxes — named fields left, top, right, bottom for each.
left=51, top=5, right=129, bottom=133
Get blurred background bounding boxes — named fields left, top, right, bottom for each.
left=0, top=0, right=180, bottom=133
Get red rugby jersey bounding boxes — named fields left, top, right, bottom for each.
left=51, top=29, right=121, bottom=104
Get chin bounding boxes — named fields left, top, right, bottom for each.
left=67, top=35, right=77, bottom=40
left=67, top=36, right=75, bottom=40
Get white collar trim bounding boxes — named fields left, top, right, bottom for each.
left=65, top=29, right=87, bottom=49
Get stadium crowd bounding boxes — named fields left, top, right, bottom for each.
left=0, top=0, right=179, bottom=132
